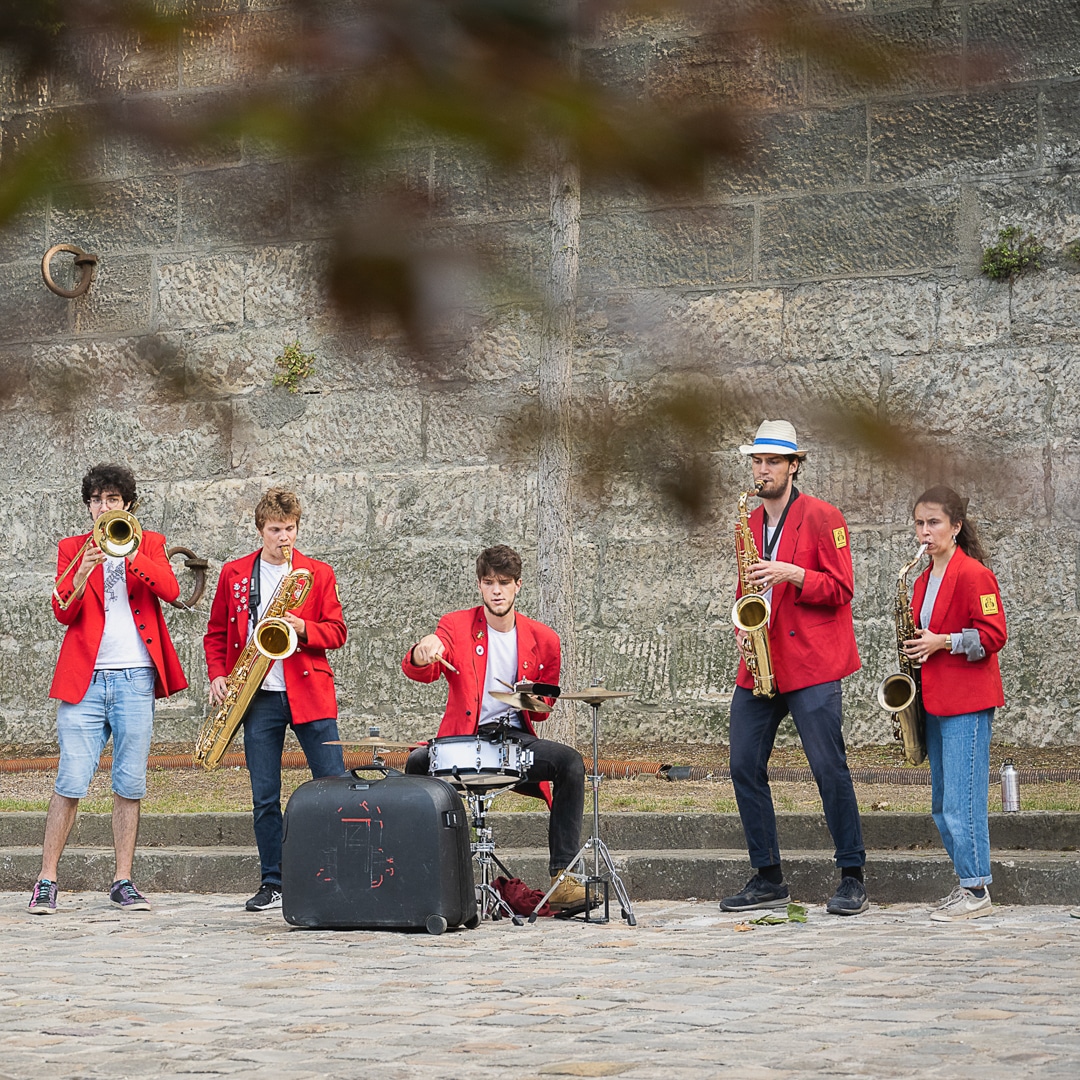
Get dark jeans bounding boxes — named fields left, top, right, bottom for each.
left=729, top=681, right=865, bottom=870
left=406, top=730, right=585, bottom=876
left=243, top=689, right=346, bottom=886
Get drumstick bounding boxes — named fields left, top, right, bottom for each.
left=435, top=654, right=459, bottom=675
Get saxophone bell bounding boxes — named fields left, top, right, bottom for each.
left=254, top=616, right=299, bottom=660
left=877, top=671, right=917, bottom=713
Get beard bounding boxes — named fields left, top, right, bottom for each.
left=482, top=595, right=516, bottom=619
left=756, top=474, right=792, bottom=500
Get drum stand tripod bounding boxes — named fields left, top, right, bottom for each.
left=464, top=784, right=525, bottom=926
left=529, top=686, right=637, bottom=926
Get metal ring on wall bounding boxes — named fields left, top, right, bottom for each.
left=167, top=546, right=210, bottom=610
left=41, top=244, right=98, bottom=298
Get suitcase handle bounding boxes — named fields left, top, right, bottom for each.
left=349, top=765, right=405, bottom=779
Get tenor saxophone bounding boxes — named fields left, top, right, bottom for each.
left=876, top=543, right=928, bottom=766
left=732, top=484, right=776, bottom=698
left=193, top=550, right=313, bottom=770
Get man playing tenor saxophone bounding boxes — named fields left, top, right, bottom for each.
left=204, top=488, right=347, bottom=912
left=721, top=421, right=869, bottom=917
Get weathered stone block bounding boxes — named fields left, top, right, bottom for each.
left=716, top=105, right=868, bottom=196
left=1012, top=269, right=1080, bottom=345
left=241, top=242, right=333, bottom=325
left=51, top=178, right=180, bottom=254
left=72, top=255, right=155, bottom=336
left=871, top=90, right=1039, bottom=183
left=432, top=148, right=548, bottom=221
left=0, top=260, right=70, bottom=345
left=783, top=278, right=936, bottom=360
left=180, top=11, right=302, bottom=89
left=158, top=254, right=246, bottom=330
left=969, top=0, right=1080, bottom=84
left=582, top=206, right=754, bottom=289
left=1041, top=81, right=1080, bottom=170
left=760, top=188, right=959, bottom=280
left=936, top=277, right=1011, bottom=349
left=674, top=289, right=785, bottom=365
left=0, top=201, right=46, bottom=264
left=181, top=164, right=290, bottom=245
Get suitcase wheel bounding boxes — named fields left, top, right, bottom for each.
left=425, top=914, right=449, bottom=936
left=464, top=912, right=481, bottom=930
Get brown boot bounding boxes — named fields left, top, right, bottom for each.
left=548, top=871, right=588, bottom=909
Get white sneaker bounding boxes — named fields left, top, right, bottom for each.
left=1070, top=906, right=1080, bottom=920
left=930, top=886, right=992, bottom=922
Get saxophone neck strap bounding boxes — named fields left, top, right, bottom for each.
left=248, top=551, right=262, bottom=622
left=761, top=486, right=799, bottom=561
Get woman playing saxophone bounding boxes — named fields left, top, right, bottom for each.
left=902, top=486, right=1006, bottom=922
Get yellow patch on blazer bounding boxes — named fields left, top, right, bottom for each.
left=980, top=593, right=999, bottom=616
left=833, top=527, right=848, bottom=549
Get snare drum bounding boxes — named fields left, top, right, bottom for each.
left=428, top=733, right=530, bottom=790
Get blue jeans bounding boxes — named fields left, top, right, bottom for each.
left=243, top=690, right=346, bottom=886
left=729, top=681, right=865, bottom=869
left=925, top=708, right=993, bottom=887
left=55, top=668, right=156, bottom=799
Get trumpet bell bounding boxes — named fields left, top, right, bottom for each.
left=732, top=593, right=770, bottom=635
left=877, top=672, right=917, bottom=714
left=95, top=509, right=142, bottom=558
left=254, top=617, right=298, bottom=660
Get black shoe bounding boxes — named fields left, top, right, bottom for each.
left=719, top=873, right=790, bottom=912
left=827, top=876, right=869, bottom=916
left=245, top=883, right=282, bottom=912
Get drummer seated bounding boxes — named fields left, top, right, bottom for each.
left=401, top=544, right=588, bottom=911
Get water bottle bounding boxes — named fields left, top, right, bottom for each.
left=1000, top=758, right=1020, bottom=812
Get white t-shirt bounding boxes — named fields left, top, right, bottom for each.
left=94, top=556, right=154, bottom=670
left=478, top=624, right=522, bottom=728
left=251, top=559, right=289, bottom=692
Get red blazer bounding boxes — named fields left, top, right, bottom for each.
left=50, top=529, right=188, bottom=704
left=735, top=493, right=861, bottom=694
left=203, top=549, right=346, bottom=725
left=910, top=546, right=1006, bottom=716
left=401, top=606, right=560, bottom=738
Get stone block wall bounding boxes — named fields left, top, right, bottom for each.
left=1, top=1, right=1079, bottom=750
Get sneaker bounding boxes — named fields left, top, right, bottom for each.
left=826, top=876, right=869, bottom=915
left=245, top=883, right=282, bottom=912
left=1071, top=906, right=1080, bottom=920
left=719, top=873, right=790, bottom=912
left=547, top=871, right=588, bottom=910
left=110, top=879, right=151, bottom=911
left=930, top=886, right=992, bottom=922
left=28, top=879, right=58, bottom=915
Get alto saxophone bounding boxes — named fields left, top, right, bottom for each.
left=193, top=549, right=313, bottom=770
left=732, top=484, right=776, bottom=698
left=876, top=543, right=928, bottom=766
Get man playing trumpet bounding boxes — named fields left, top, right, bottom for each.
left=29, top=464, right=187, bottom=915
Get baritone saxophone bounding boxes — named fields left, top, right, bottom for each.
left=193, top=549, right=313, bottom=770
left=876, top=543, right=928, bottom=766
left=732, top=484, right=776, bottom=698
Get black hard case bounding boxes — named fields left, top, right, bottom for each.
left=281, top=769, right=478, bottom=933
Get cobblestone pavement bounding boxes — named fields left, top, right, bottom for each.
left=2, top=893, right=1079, bottom=1079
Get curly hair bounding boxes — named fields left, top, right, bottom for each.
left=255, top=488, right=302, bottom=531
left=81, top=463, right=136, bottom=507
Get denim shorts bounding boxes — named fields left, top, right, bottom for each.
left=55, top=667, right=156, bottom=800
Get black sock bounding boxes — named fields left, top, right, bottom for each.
left=969, top=886, right=986, bottom=898
left=841, top=866, right=864, bottom=883
left=757, top=863, right=783, bottom=885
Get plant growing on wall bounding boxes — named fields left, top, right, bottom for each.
left=1065, top=239, right=1080, bottom=264
left=981, top=226, right=1044, bottom=281
left=271, top=340, right=316, bottom=393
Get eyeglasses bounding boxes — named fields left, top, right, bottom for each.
left=88, top=494, right=125, bottom=508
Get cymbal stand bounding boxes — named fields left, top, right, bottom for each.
left=466, top=785, right=524, bottom=926
left=529, top=694, right=637, bottom=927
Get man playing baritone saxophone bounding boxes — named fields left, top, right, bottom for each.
left=204, top=488, right=347, bottom=912
left=722, top=421, right=869, bottom=916
left=29, top=464, right=188, bottom=916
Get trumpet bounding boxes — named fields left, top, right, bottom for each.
left=52, top=509, right=143, bottom=610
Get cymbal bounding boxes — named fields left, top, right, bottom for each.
left=324, top=738, right=414, bottom=750
left=489, top=690, right=552, bottom=714
left=560, top=687, right=635, bottom=704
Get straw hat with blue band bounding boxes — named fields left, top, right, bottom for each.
left=739, top=419, right=808, bottom=459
